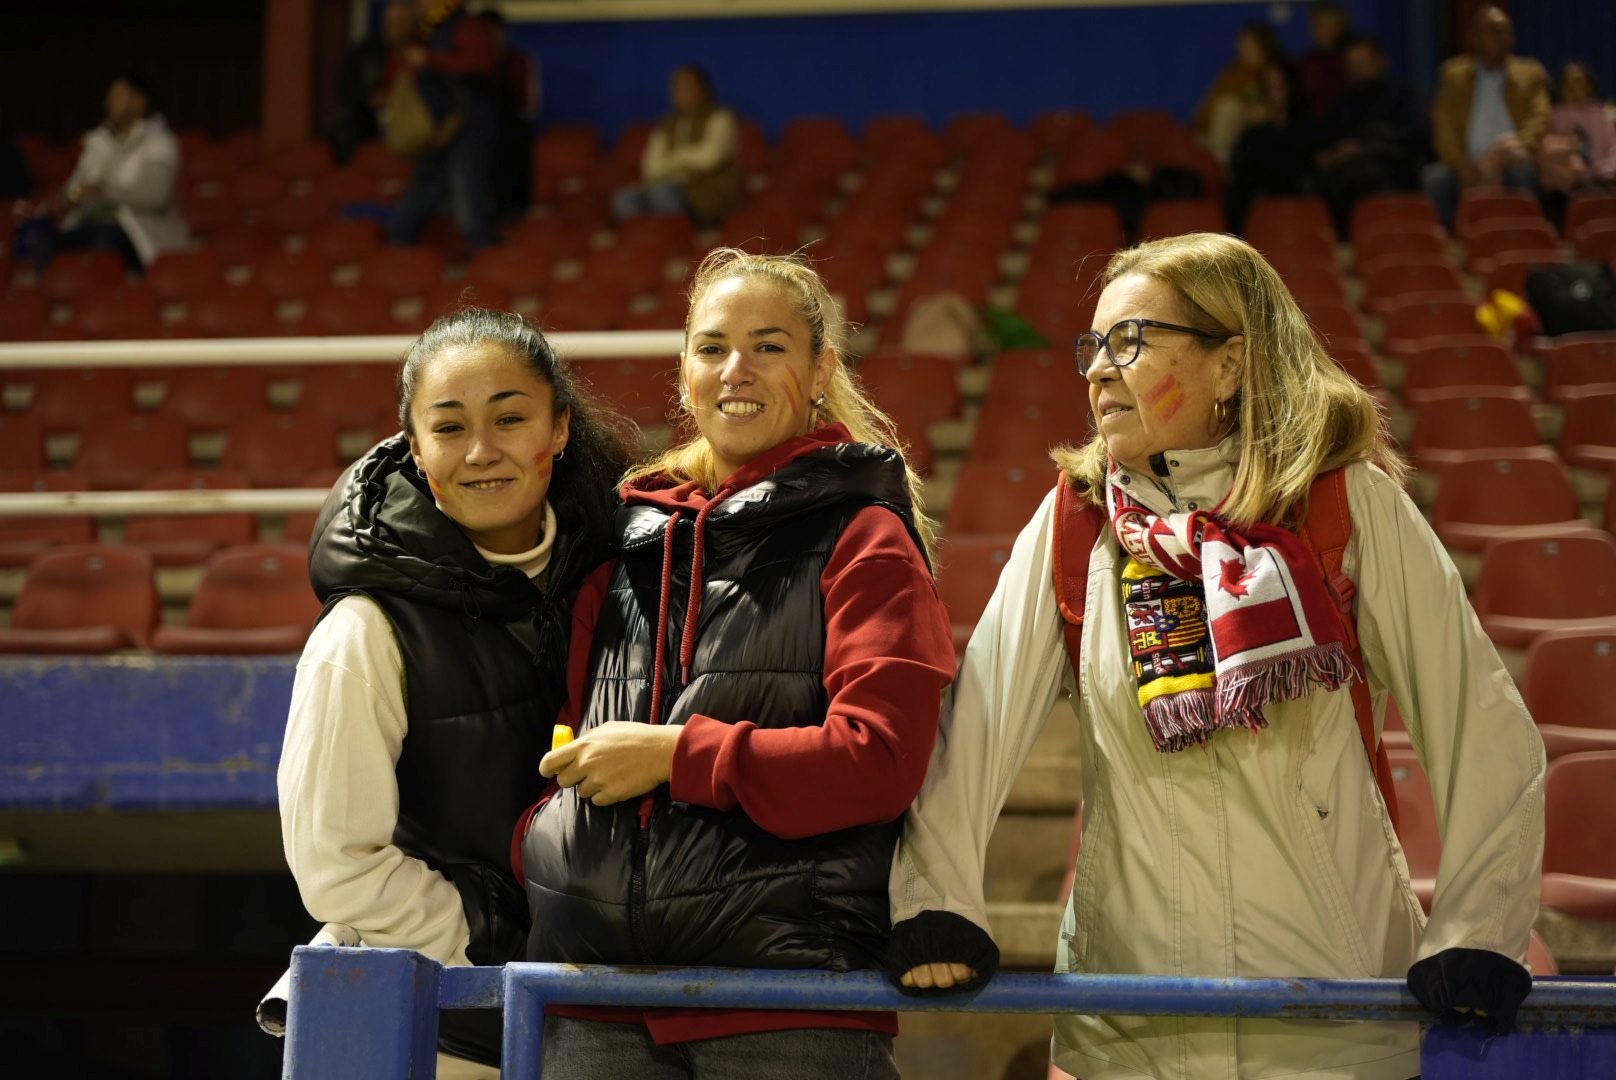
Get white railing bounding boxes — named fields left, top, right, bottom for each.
left=0, top=331, right=685, bottom=369
left=0, top=489, right=328, bottom=517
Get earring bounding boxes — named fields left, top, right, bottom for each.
left=553, top=448, right=566, bottom=462
left=1209, top=397, right=1233, bottom=438
left=814, top=392, right=827, bottom=408
left=415, top=464, right=427, bottom=479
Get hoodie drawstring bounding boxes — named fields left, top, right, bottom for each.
left=678, top=497, right=723, bottom=686
left=640, top=511, right=682, bottom=830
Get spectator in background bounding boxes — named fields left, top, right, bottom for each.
left=1314, top=35, right=1426, bottom=232
left=1226, top=62, right=1309, bottom=232
left=388, top=0, right=502, bottom=251
left=0, top=106, right=33, bottom=199
left=612, top=65, right=743, bottom=227
left=480, top=9, right=538, bottom=223
left=46, top=73, right=188, bottom=272
left=1422, top=4, right=1550, bottom=228
left=1539, top=62, right=1616, bottom=194
left=1194, top=22, right=1290, bottom=166
left=325, top=0, right=415, bottom=166
left=1296, top=1, right=1353, bottom=121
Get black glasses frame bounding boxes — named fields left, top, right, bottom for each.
left=1074, top=318, right=1230, bottom=375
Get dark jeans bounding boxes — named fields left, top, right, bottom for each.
left=44, top=220, right=142, bottom=274
left=389, top=96, right=501, bottom=251
left=1420, top=160, right=1539, bottom=231
left=540, top=1017, right=900, bottom=1080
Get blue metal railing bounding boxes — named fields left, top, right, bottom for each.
left=280, top=946, right=1616, bottom=1079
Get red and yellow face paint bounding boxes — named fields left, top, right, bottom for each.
left=1141, top=373, right=1187, bottom=423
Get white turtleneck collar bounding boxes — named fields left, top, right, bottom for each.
left=472, top=502, right=557, bottom=581
left=1107, top=436, right=1242, bottom=518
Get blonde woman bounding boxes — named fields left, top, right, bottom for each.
left=886, top=233, right=1545, bottom=1079
left=516, top=249, right=955, bottom=1079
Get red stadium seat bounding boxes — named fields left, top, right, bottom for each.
left=184, top=284, right=284, bottom=338
left=1355, top=223, right=1449, bottom=266
left=468, top=244, right=546, bottom=301
left=1245, top=195, right=1336, bottom=252
left=1575, top=221, right=1616, bottom=265
left=1360, top=258, right=1468, bottom=316
left=1139, top=199, right=1225, bottom=241
left=1540, top=750, right=1616, bottom=919
left=1380, top=296, right=1483, bottom=358
left=534, top=124, right=601, bottom=201
left=0, top=415, right=44, bottom=470
left=74, top=414, right=192, bottom=489
left=277, top=466, right=347, bottom=546
left=146, top=249, right=227, bottom=304
left=1276, top=265, right=1350, bottom=308
left=123, top=468, right=257, bottom=567
left=1559, top=393, right=1616, bottom=469
left=309, top=218, right=385, bottom=265
left=221, top=411, right=341, bottom=487
left=267, top=140, right=334, bottom=181
left=315, top=168, right=387, bottom=209
left=1030, top=109, right=1096, bottom=154
left=856, top=350, right=963, bottom=430
left=261, top=191, right=338, bottom=236
left=41, top=251, right=127, bottom=302
left=1036, top=203, right=1127, bottom=257
left=1386, top=747, right=1440, bottom=910
left=1456, top=189, right=1544, bottom=240
left=1483, top=250, right=1569, bottom=297
left=585, top=244, right=669, bottom=297
left=210, top=223, right=281, bottom=268
left=1408, top=393, right=1544, bottom=470
left=881, top=404, right=936, bottom=477
left=969, top=393, right=1084, bottom=461
left=538, top=280, right=629, bottom=332
left=1568, top=192, right=1616, bottom=244
left=302, top=284, right=398, bottom=336
left=983, top=347, right=1081, bottom=410
left=1350, top=192, right=1441, bottom=248
left=1465, top=218, right=1560, bottom=272
left=580, top=357, right=677, bottom=429
left=1432, top=455, right=1585, bottom=551
left=1300, top=298, right=1365, bottom=345
left=1539, top=334, right=1616, bottom=403
left=359, top=245, right=445, bottom=299
left=1474, top=533, right=1616, bottom=650
left=946, top=112, right=1015, bottom=156
left=0, top=288, right=52, bottom=341
left=160, top=367, right=271, bottom=431
left=182, top=192, right=240, bottom=237
left=232, top=169, right=289, bottom=209
left=937, top=535, right=1015, bottom=651
left=250, top=249, right=333, bottom=301
left=73, top=284, right=165, bottom=340
left=1523, top=630, right=1616, bottom=757
left=151, top=544, right=321, bottom=654
left=296, top=364, right=399, bottom=431
left=1330, top=342, right=1384, bottom=396
left=615, top=213, right=696, bottom=256
left=417, top=280, right=514, bottom=327
left=1399, top=337, right=1531, bottom=404
left=947, top=457, right=1057, bottom=538
left=0, top=546, right=158, bottom=653
left=25, top=368, right=138, bottom=431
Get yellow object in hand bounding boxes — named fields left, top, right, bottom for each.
left=551, top=724, right=574, bottom=751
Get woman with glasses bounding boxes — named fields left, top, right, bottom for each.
left=885, top=233, right=1544, bottom=1079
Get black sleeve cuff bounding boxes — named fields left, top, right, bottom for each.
left=1407, top=947, right=1533, bottom=1035
left=884, top=910, right=1001, bottom=996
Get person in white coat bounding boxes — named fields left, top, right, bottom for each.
left=886, top=232, right=1545, bottom=1080
left=50, top=73, right=189, bottom=270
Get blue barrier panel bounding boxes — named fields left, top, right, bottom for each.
left=282, top=947, right=1616, bottom=1080
left=0, top=656, right=294, bottom=810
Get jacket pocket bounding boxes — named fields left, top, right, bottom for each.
left=1294, top=765, right=1377, bottom=977
left=446, top=861, right=531, bottom=966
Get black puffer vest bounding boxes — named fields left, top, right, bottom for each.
left=521, top=439, right=925, bottom=973
left=308, top=434, right=607, bottom=968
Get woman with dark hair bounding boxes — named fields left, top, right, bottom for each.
left=1541, top=61, right=1616, bottom=192
left=266, top=309, right=633, bottom=1076
left=1195, top=21, right=1291, bottom=165
left=517, top=250, right=955, bottom=1079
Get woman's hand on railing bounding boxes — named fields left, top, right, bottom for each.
left=1406, top=947, right=1533, bottom=1035
left=884, top=910, right=1001, bottom=995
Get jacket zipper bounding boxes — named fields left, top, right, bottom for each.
left=627, top=800, right=652, bottom=963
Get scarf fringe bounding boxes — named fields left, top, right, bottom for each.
left=1141, top=688, right=1253, bottom=753
left=1216, top=643, right=1358, bottom=727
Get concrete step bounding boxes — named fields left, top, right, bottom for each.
left=895, top=1010, right=1054, bottom=1080
left=988, top=900, right=1066, bottom=969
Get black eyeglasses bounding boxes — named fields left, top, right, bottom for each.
left=1074, top=319, right=1231, bottom=376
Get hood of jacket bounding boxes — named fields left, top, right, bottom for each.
left=308, top=433, right=560, bottom=621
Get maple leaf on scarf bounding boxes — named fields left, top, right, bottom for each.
left=1217, top=558, right=1255, bottom=599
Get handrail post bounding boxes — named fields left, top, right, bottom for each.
left=283, top=946, right=441, bottom=1080
left=501, top=966, right=547, bottom=1080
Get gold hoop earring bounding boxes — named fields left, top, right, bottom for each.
left=1209, top=398, right=1233, bottom=438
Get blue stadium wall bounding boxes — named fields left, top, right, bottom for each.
left=511, top=0, right=1416, bottom=141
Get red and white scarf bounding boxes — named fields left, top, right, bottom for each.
left=1107, top=479, right=1358, bottom=751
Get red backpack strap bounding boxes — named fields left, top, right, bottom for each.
left=1052, top=473, right=1104, bottom=680
left=1299, top=468, right=1401, bottom=833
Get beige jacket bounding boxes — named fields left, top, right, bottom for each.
left=1431, top=54, right=1551, bottom=170
left=891, top=446, right=1545, bottom=1080
left=63, top=114, right=190, bottom=266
